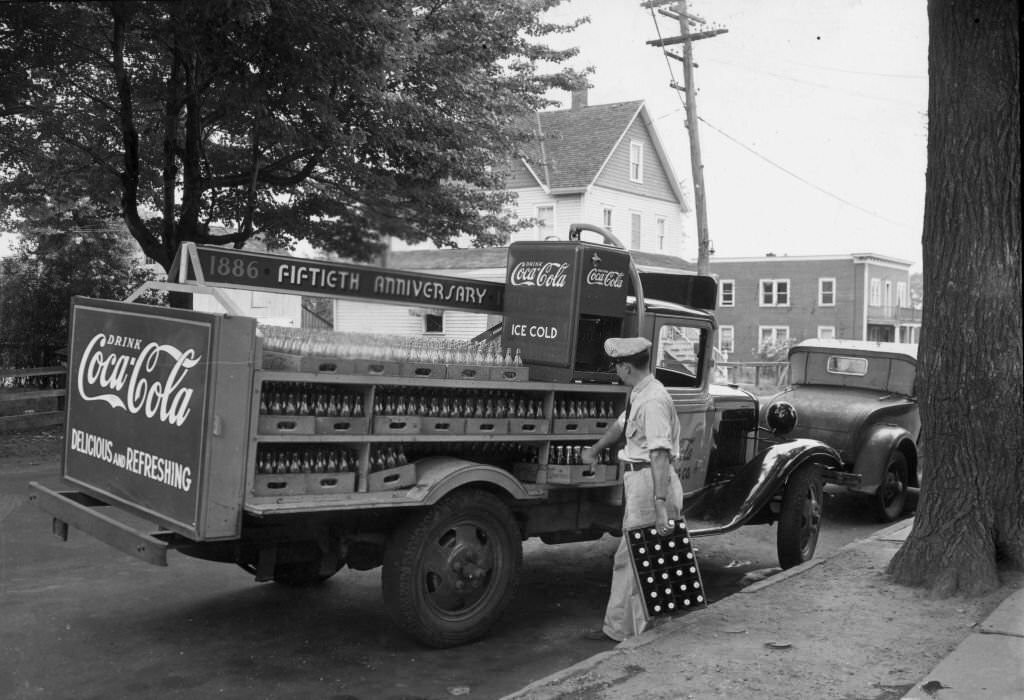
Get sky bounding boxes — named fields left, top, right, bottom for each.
left=541, top=0, right=929, bottom=269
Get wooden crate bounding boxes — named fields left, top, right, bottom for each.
left=314, top=416, right=370, bottom=435
left=586, top=417, right=616, bottom=434
left=508, top=418, right=550, bottom=435
left=261, top=350, right=301, bottom=371
left=366, top=463, right=417, bottom=491
left=489, top=366, right=530, bottom=382
left=400, top=362, right=447, bottom=380
left=446, top=364, right=490, bottom=381
left=551, top=418, right=588, bottom=435
left=257, top=415, right=316, bottom=435
left=299, top=356, right=357, bottom=374
left=420, top=417, right=467, bottom=435
left=372, top=416, right=422, bottom=434
left=352, top=359, right=402, bottom=377
left=306, top=471, right=357, bottom=495
left=252, top=473, right=306, bottom=497
left=465, top=418, right=509, bottom=435
left=545, top=463, right=603, bottom=485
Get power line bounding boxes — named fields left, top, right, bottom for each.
left=697, top=115, right=912, bottom=229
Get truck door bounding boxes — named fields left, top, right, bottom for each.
left=652, top=317, right=715, bottom=494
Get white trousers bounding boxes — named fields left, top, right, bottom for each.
left=602, top=467, right=684, bottom=641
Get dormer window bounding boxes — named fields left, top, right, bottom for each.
left=629, top=141, right=644, bottom=183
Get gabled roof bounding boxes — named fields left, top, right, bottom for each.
left=516, top=101, right=686, bottom=205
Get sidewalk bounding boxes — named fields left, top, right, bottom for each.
left=503, top=519, right=1024, bottom=700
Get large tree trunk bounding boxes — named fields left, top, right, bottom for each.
left=887, top=0, right=1022, bottom=596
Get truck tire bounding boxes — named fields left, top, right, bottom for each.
left=873, top=451, right=909, bottom=523
left=776, top=463, right=824, bottom=569
left=382, top=489, right=522, bottom=648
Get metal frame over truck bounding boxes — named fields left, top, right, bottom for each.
left=30, top=225, right=848, bottom=648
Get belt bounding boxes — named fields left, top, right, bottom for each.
left=621, top=461, right=651, bottom=472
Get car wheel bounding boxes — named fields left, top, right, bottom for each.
left=873, top=451, right=909, bottom=523
left=382, top=489, right=523, bottom=648
left=777, top=463, right=824, bottom=569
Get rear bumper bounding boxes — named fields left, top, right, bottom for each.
left=28, top=482, right=170, bottom=566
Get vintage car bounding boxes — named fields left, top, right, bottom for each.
left=763, top=339, right=921, bottom=522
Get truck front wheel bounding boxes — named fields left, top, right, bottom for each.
left=382, top=489, right=523, bottom=648
left=776, top=463, right=824, bottom=569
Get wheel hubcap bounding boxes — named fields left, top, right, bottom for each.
left=421, top=523, right=495, bottom=614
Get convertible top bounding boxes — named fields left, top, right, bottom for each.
left=790, top=339, right=917, bottom=362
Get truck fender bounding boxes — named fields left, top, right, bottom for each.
left=849, top=425, right=918, bottom=495
left=404, top=457, right=539, bottom=506
left=685, top=438, right=841, bottom=537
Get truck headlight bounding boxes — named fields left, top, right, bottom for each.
left=767, top=402, right=798, bottom=435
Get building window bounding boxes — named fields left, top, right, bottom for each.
left=719, top=280, right=735, bottom=307
left=870, top=278, right=881, bottom=306
left=536, top=205, right=554, bottom=239
left=630, top=212, right=642, bottom=249
left=718, top=325, right=734, bottom=354
left=629, top=141, right=644, bottom=183
left=818, top=278, right=836, bottom=306
left=896, top=281, right=909, bottom=308
left=657, top=218, right=666, bottom=250
left=884, top=280, right=893, bottom=309
left=758, top=326, right=790, bottom=352
left=424, top=313, right=444, bottom=334
left=602, top=207, right=613, bottom=232
left=818, top=325, right=836, bottom=340
left=759, top=279, right=790, bottom=307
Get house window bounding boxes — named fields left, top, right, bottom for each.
left=719, top=280, right=735, bottom=307
left=896, top=281, right=909, bottom=308
left=884, top=280, right=893, bottom=309
left=758, top=325, right=790, bottom=352
left=629, top=141, right=644, bottom=183
left=870, top=278, right=881, bottom=306
left=759, top=279, right=790, bottom=307
left=536, top=205, right=554, bottom=239
left=630, top=212, right=642, bottom=249
left=602, top=207, right=613, bottom=232
left=424, top=313, right=444, bottom=334
left=818, top=325, right=836, bottom=340
left=657, top=218, right=666, bottom=250
left=718, top=325, right=735, bottom=354
left=818, top=278, right=836, bottom=306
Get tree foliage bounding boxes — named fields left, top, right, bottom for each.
left=887, top=0, right=1022, bottom=596
left=0, top=214, right=158, bottom=366
left=0, top=1, right=588, bottom=271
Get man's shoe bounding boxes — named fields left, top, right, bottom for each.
left=583, top=628, right=616, bottom=642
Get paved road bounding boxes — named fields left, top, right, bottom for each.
left=0, top=454, right=908, bottom=700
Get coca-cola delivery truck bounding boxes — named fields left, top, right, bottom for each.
left=30, top=224, right=850, bottom=647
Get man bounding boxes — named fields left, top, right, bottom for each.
left=580, top=336, right=683, bottom=642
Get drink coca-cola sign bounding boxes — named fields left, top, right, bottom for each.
left=76, top=334, right=202, bottom=427
left=509, top=261, right=569, bottom=288
left=65, top=298, right=212, bottom=530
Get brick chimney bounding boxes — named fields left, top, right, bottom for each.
left=571, top=88, right=589, bottom=109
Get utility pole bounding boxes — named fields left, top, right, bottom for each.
left=644, top=1, right=727, bottom=274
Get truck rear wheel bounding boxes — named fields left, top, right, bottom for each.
left=382, top=489, right=522, bottom=648
left=776, top=463, right=824, bottom=569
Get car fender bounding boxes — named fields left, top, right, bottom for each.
left=405, top=457, right=540, bottom=505
left=684, top=438, right=842, bottom=536
left=849, top=425, right=918, bottom=495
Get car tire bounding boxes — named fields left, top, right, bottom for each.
left=776, top=463, right=824, bottom=569
left=382, top=489, right=523, bottom=648
left=873, top=451, right=909, bottom=523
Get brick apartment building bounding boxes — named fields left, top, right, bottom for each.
left=709, top=253, right=921, bottom=363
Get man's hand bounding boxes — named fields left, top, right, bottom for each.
left=655, top=499, right=672, bottom=535
left=580, top=446, right=599, bottom=465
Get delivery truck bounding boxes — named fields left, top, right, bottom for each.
left=30, top=224, right=850, bottom=647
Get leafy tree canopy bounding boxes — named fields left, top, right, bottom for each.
left=0, top=1, right=589, bottom=270
left=0, top=207, right=159, bottom=366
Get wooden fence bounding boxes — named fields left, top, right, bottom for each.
left=0, top=366, right=67, bottom=433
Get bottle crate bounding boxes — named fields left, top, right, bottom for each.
left=257, top=415, right=316, bottom=435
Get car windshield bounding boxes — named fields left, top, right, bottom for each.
left=655, top=323, right=706, bottom=388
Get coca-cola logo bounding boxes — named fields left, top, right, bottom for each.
left=586, top=268, right=625, bottom=288
left=509, top=261, right=569, bottom=288
left=76, top=333, right=202, bottom=427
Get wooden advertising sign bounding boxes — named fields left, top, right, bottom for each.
left=179, top=244, right=505, bottom=314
